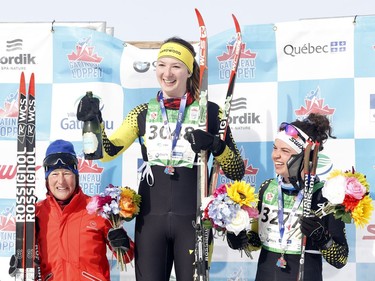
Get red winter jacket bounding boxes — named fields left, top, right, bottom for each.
left=36, top=188, right=134, bottom=281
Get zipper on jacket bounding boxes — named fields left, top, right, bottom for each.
left=44, top=273, right=53, bottom=281
left=82, top=271, right=103, bottom=281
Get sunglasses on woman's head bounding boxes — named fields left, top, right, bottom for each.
left=279, top=122, right=306, bottom=143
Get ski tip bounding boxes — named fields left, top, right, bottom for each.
left=20, top=72, right=25, bottom=82
left=19, top=72, right=26, bottom=95
left=195, top=8, right=206, bottom=26
left=28, top=73, right=35, bottom=96
left=232, top=14, right=241, bottom=34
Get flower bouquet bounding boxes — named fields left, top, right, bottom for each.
left=86, top=184, right=141, bottom=270
left=201, top=180, right=259, bottom=257
left=317, top=167, right=373, bottom=228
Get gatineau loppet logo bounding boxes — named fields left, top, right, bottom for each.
left=0, top=91, right=18, bottom=138
left=216, top=37, right=257, bottom=80
left=77, top=156, right=104, bottom=196
left=0, top=203, right=16, bottom=255
left=0, top=205, right=16, bottom=231
left=67, top=36, right=103, bottom=79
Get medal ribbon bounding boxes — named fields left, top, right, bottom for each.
left=157, top=91, right=187, bottom=163
left=277, top=175, right=304, bottom=252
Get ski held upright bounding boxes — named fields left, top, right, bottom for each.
left=11, top=72, right=37, bottom=281
left=209, top=14, right=243, bottom=193
left=193, top=8, right=210, bottom=281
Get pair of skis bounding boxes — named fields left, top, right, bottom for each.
left=10, top=72, right=39, bottom=281
left=193, top=9, right=242, bottom=281
left=193, top=8, right=210, bottom=281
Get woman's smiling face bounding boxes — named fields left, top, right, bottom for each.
left=272, top=138, right=298, bottom=181
left=156, top=56, right=190, bottom=98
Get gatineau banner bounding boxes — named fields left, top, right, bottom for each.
left=0, top=15, right=375, bottom=280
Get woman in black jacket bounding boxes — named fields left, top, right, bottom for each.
left=227, top=113, right=348, bottom=281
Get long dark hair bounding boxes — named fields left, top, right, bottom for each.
left=162, top=37, right=200, bottom=100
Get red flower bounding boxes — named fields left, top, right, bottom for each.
left=213, top=184, right=227, bottom=197
left=342, top=194, right=361, bottom=212
left=97, top=195, right=112, bottom=209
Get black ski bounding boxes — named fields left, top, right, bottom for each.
left=12, top=72, right=37, bottom=281
left=193, top=8, right=209, bottom=281
left=209, top=14, right=242, bottom=193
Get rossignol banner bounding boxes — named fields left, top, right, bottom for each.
left=0, top=16, right=375, bottom=280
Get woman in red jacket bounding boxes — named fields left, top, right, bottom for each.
left=36, top=139, right=134, bottom=281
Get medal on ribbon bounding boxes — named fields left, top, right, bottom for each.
left=158, top=92, right=187, bottom=178
left=276, top=254, right=287, bottom=268
left=164, top=165, right=175, bottom=175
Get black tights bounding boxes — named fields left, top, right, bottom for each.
left=135, top=212, right=196, bottom=281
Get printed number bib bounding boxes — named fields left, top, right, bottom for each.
left=146, top=98, right=199, bottom=168
left=259, top=190, right=303, bottom=255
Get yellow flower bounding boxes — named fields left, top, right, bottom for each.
left=119, top=187, right=141, bottom=219
left=326, top=169, right=345, bottom=180
left=226, top=180, right=258, bottom=207
left=352, top=195, right=374, bottom=228
left=121, top=187, right=135, bottom=200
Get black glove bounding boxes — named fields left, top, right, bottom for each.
left=247, top=230, right=262, bottom=248
left=8, top=254, right=17, bottom=277
left=107, top=227, right=130, bottom=251
left=186, top=129, right=225, bottom=156
left=77, top=94, right=102, bottom=122
left=300, top=215, right=332, bottom=247
left=226, top=230, right=249, bottom=250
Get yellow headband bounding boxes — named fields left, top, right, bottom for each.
left=157, top=42, right=194, bottom=73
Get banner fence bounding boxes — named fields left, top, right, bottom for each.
left=0, top=16, right=375, bottom=280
